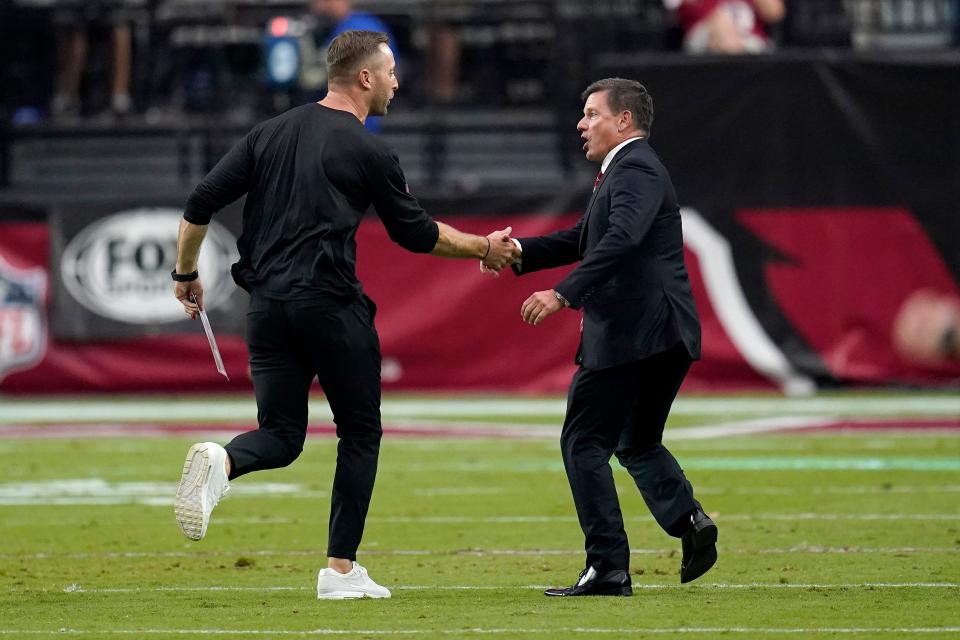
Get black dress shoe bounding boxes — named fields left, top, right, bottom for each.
left=544, top=566, right=633, bottom=597
left=680, top=509, right=718, bottom=583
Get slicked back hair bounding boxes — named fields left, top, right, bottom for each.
left=326, top=30, right=390, bottom=85
left=582, top=78, right=654, bottom=134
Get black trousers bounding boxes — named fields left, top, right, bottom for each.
left=224, top=292, right=382, bottom=561
left=561, top=341, right=700, bottom=572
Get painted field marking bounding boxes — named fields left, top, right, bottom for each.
left=11, top=582, right=954, bottom=594
left=395, top=457, right=960, bottom=473
left=4, top=546, right=958, bottom=561
left=365, top=513, right=960, bottom=524
left=1, top=416, right=955, bottom=441
left=2, top=394, right=959, bottom=424
left=0, top=479, right=317, bottom=506
left=2, top=627, right=960, bottom=636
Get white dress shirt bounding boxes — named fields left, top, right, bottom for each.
left=509, top=136, right=644, bottom=261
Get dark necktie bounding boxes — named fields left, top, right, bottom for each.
left=584, top=171, right=604, bottom=334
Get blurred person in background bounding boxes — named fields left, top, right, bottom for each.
left=426, top=23, right=461, bottom=103
left=50, top=1, right=133, bottom=118
left=310, top=0, right=393, bottom=44
left=170, top=31, right=519, bottom=600
left=504, top=78, right=716, bottom=596
left=308, top=0, right=395, bottom=131
left=664, top=0, right=785, bottom=53
left=893, top=289, right=960, bottom=364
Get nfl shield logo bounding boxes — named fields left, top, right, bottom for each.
left=0, top=254, right=47, bottom=381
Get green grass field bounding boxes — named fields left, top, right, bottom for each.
left=1, top=392, right=959, bottom=639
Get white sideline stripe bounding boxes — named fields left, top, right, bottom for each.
left=2, top=395, right=958, bottom=423
left=9, top=507, right=960, bottom=528
left=3, top=627, right=960, bottom=636
left=6, top=546, right=957, bottom=560
left=39, top=582, right=960, bottom=594
left=367, top=513, right=960, bottom=524
left=668, top=416, right=836, bottom=439
left=5, top=415, right=944, bottom=443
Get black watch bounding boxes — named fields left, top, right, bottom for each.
left=171, top=269, right=199, bottom=282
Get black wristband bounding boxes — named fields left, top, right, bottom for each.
left=481, top=237, right=491, bottom=260
left=171, top=269, right=199, bottom=282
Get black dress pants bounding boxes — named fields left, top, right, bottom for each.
left=224, top=292, right=382, bottom=561
left=560, top=341, right=700, bottom=572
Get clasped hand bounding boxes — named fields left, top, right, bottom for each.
left=480, top=226, right=521, bottom=274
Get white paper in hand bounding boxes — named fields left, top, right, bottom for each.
left=191, top=293, right=229, bottom=380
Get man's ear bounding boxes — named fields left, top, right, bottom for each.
left=619, top=110, right=633, bottom=132
left=359, top=68, right=373, bottom=89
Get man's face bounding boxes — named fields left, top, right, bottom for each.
left=366, top=43, right=398, bottom=116
left=577, top=91, right=623, bottom=163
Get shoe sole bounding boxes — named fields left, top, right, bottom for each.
left=174, top=443, right=212, bottom=541
left=317, top=590, right=391, bottom=600
left=544, top=586, right=633, bottom=597
left=680, top=521, right=719, bottom=584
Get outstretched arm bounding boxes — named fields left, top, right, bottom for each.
left=431, top=222, right=520, bottom=270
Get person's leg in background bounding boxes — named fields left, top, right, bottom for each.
left=109, top=17, right=133, bottom=115
left=52, top=11, right=88, bottom=117
left=428, top=23, right=460, bottom=102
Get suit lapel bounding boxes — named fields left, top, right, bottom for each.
left=578, top=143, right=637, bottom=255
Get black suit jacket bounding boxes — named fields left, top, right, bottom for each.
left=514, top=139, right=701, bottom=370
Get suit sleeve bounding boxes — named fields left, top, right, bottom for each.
left=553, top=159, right=665, bottom=308
left=364, top=147, right=439, bottom=254
left=183, top=135, right=253, bottom=225
left=510, top=217, right=584, bottom=276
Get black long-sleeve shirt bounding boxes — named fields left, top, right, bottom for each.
left=184, top=103, right=439, bottom=300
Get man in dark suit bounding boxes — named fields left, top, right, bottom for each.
left=512, top=77, right=717, bottom=596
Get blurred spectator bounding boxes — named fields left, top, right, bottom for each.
left=665, top=0, right=785, bottom=53
left=893, top=289, right=960, bottom=364
left=308, top=0, right=395, bottom=130
left=50, top=2, right=133, bottom=118
left=427, top=24, right=461, bottom=103
left=848, top=0, right=954, bottom=50
left=310, top=0, right=393, bottom=43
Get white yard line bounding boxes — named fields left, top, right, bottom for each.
left=3, top=546, right=958, bottom=561
left=2, top=395, right=958, bottom=424
left=366, top=513, right=960, bottom=524
left=667, top=416, right=836, bottom=439
left=24, top=582, right=959, bottom=594
left=2, top=627, right=960, bottom=636
left=5, top=512, right=959, bottom=525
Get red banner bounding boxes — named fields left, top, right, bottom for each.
left=1, top=209, right=958, bottom=394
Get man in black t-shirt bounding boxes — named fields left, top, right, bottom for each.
left=170, top=30, right=519, bottom=599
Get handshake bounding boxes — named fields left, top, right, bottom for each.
left=479, top=226, right=522, bottom=277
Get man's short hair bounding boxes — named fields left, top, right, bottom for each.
left=582, top=78, right=654, bottom=134
left=326, top=30, right=390, bottom=84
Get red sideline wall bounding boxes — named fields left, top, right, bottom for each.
left=1, top=209, right=958, bottom=394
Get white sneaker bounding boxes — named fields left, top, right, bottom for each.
left=174, top=442, right=230, bottom=541
left=317, top=562, right=391, bottom=599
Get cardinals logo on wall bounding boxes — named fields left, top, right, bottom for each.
left=682, top=206, right=960, bottom=390
left=0, top=254, right=47, bottom=381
